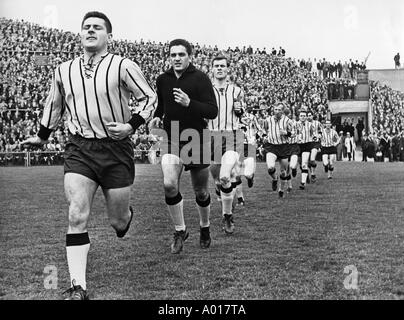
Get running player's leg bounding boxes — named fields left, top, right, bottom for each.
left=161, top=154, right=187, bottom=253
left=64, top=173, right=98, bottom=292
left=322, top=153, right=330, bottom=175
left=279, top=158, right=289, bottom=197
left=290, top=154, right=299, bottom=178
left=329, top=153, right=336, bottom=178
left=209, top=163, right=222, bottom=201
left=219, top=150, right=239, bottom=234
left=309, top=147, right=318, bottom=182
left=266, top=152, right=278, bottom=191
left=300, top=152, right=310, bottom=189
left=243, top=156, right=256, bottom=187
left=190, top=166, right=212, bottom=248
left=103, top=186, right=133, bottom=237
left=219, top=151, right=239, bottom=215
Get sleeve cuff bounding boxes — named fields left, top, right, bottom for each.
left=38, top=125, right=53, bottom=141
left=128, top=113, right=146, bottom=131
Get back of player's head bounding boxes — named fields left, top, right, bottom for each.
left=82, top=11, right=112, bottom=33
left=169, top=39, right=192, bottom=55
left=212, top=54, right=229, bottom=67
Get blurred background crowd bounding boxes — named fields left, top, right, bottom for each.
left=1, top=18, right=403, bottom=164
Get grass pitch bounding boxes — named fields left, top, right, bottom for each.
left=1, top=162, right=404, bottom=300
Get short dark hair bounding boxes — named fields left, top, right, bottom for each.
left=212, top=54, right=229, bottom=67
left=82, top=11, right=112, bottom=33
left=169, top=39, right=192, bottom=55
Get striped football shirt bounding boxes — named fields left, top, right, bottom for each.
left=40, top=52, right=157, bottom=139
left=289, top=119, right=299, bottom=144
left=264, top=115, right=292, bottom=145
left=208, top=84, right=244, bottom=131
left=321, top=128, right=340, bottom=147
left=297, top=121, right=314, bottom=144
left=309, top=119, right=323, bottom=140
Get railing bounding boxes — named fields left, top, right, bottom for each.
left=0, top=150, right=163, bottom=167
left=0, top=149, right=268, bottom=167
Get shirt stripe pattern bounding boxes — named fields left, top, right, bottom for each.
left=289, top=119, right=299, bottom=144
left=264, top=115, right=292, bottom=145
left=209, top=84, right=243, bottom=131
left=41, top=53, right=157, bottom=139
left=297, top=121, right=314, bottom=144
left=321, top=128, right=339, bottom=147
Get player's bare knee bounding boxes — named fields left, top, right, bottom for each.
left=109, top=216, right=127, bottom=231
left=219, top=175, right=231, bottom=188
left=68, top=208, right=88, bottom=230
left=195, top=190, right=209, bottom=203
left=267, top=166, right=276, bottom=174
left=280, top=170, right=287, bottom=178
left=163, top=181, right=178, bottom=198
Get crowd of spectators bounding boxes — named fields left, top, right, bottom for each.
left=1, top=18, right=403, bottom=165
left=368, top=80, right=404, bottom=161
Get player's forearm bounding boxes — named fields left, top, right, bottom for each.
left=189, top=99, right=218, bottom=119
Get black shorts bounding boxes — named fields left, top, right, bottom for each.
left=263, top=143, right=290, bottom=160
left=164, top=140, right=210, bottom=171
left=321, top=146, right=337, bottom=155
left=298, top=142, right=312, bottom=154
left=64, top=134, right=135, bottom=189
left=311, top=141, right=321, bottom=150
left=289, top=143, right=300, bottom=156
left=210, top=131, right=245, bottom=162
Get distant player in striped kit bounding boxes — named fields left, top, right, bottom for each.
left=22, top=12, right=157, bottom=299
left=208, top=54, right=248, bottom=234
left=296, top=109, right=314, bottom=190
left=283, top=107, right=299, bottom=192
left=263, top=102, right=293, bottom=198
left=307, top=111, right=323, bottom=183
left=321, top=120, right=340, bottom=179
left=240, top=112, right=260, bottom=188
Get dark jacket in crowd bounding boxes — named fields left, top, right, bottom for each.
left=362, top=138, right=376, bottom=159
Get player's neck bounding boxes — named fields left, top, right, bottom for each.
left=83, top=48, right=108, bottom=64
left=214, top=78, right=227, bottom=88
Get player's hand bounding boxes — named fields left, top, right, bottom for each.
left=148, top=117, right=161, bottom=130
left=21, top=136, right=47, bottom=146
left=173, top=88, right=190, bottom=107
left=106, top=122, right=133, bottom=140
left=234, top=101, right=243, bottom=114
left=279, top=129, right=288, bottom=136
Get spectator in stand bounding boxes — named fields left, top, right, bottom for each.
left=336, top=130, right=344, bottom=161
left=394, top=53, right=400, bottom=69
left=345, top=132, right=356, bottom=161
left=317, top=58, right=323, bottom=79
left=356, top=117, right=365, bottom=143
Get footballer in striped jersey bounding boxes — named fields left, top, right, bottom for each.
left=320, top=120, right=340, bottom=179
left=296, top=109, right=314, bottom=190
left=283, top=107, right=299, bottom=192
left=307, top=111, right=323, bottom=183
left=263, top=102, right=293, bottom=198
left=209, top=54, right=248, bottom=234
